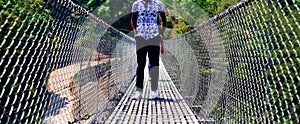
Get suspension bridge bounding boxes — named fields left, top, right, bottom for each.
left=0, top=0, right=299, bottom=123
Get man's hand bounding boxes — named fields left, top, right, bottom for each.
left=161, top=46, right=164, bottom=54
left=160, top=39, right=164, bottom=54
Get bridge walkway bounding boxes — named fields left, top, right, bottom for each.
left=105, top=60, right=200, bottom=123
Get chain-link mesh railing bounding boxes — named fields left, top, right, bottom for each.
left=162, top=0, right=299, bottom=123
left=0, top=0, right=136, bottom=123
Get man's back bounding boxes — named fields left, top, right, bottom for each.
left=131, top=0, right=165, bottom=40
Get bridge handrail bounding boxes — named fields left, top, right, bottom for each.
left=162, top=0, right=299, bottom=123
left=1, top=0, right=136, bottom=123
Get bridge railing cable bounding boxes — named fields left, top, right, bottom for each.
left=162, top=0, right=299, bottom=123
left=0, top=0, right=136, bottom=123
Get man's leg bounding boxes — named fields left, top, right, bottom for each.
left=136, top=37, right=147, bottom=92
left=148, top=45, right=160, bottom=91
left=148, top=53, right=151, bottom=73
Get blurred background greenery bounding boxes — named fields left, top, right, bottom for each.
left=72, top=0, right=240, bottom=39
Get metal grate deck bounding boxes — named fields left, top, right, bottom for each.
left=105, top=61, right=200, bottom=123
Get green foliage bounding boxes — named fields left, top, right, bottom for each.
left=72, top=0, right=106, bottom=11
left=193, top=0, right=240, bottom=17
left=74, top=0, right=239, bottom=38
left=160, top=0, right=239, bottom=37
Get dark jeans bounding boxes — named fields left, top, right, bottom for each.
left=148, top=49, right=160, bottom=72
left=135, top=35, right=160, bottom=91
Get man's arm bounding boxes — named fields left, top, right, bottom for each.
left=159, top=12, right=166, bottom=36
left=131, top=12, right=138, bottom=37
left=160, top=12, right=166, bottom=54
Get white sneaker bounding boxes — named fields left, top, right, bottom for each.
left=132, top=91, right=142, bottom=100
left=151, top=90, right=160, bottom=99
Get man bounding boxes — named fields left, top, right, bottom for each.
left=131, top=0, right=166, bottom=100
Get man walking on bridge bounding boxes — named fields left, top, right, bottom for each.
left=131, top=0, right=166, bottom=100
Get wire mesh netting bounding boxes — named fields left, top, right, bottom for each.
left=162, top=0, right=299, bottom=123
left=0, top=0, right=299, bottom=123
left=1, top=0, right=136, bottom=123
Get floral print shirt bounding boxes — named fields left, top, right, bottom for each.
left=132, top=0, right=165, bottom=40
